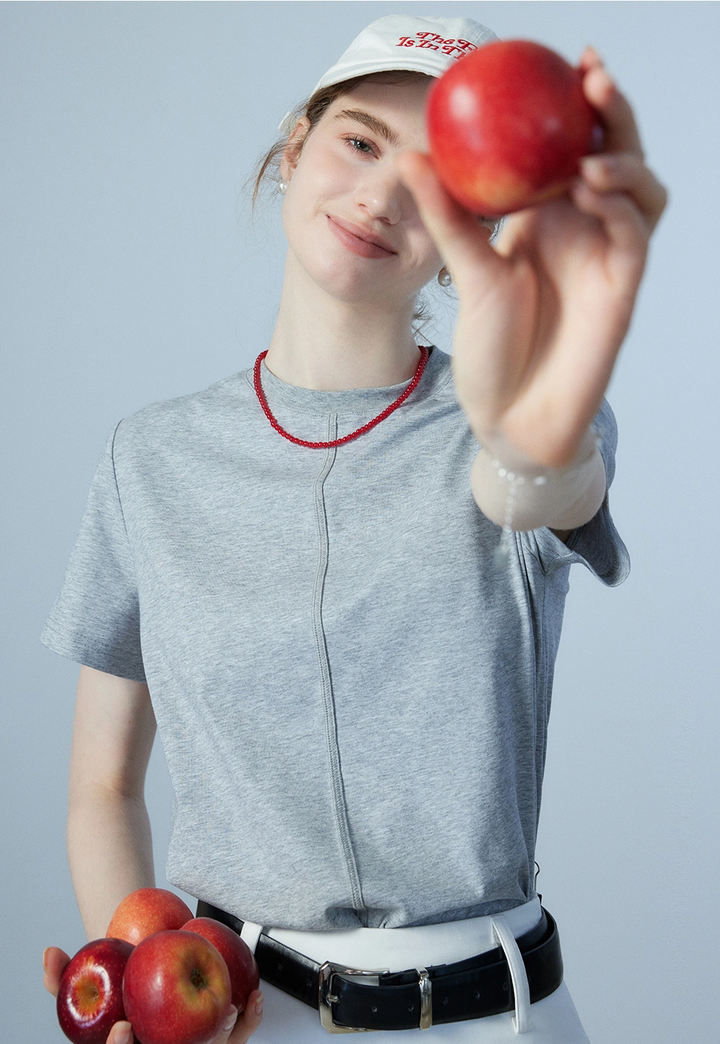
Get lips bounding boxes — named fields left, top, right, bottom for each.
left=327, top=215, right=397, bottom=259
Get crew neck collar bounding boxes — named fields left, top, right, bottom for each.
left=244, top=346, right=449, bottom=416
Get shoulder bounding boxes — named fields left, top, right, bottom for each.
left=111, top=370, right=253, bottom=458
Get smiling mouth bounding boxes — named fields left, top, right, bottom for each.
left=327, top=215, right=397, bottom=259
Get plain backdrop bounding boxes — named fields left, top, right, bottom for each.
left=2, top=2, right=718, bottom=1042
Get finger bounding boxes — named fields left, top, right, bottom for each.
left=570, top=179, right=649, bottom=275
left=582, top=64, right=644, bottom=158
left=580, top=154, right=669, bottom=231
left=578, top=45, right=604, bottom=74
left=395, top=151, right=504, bottom=284
left=107, top=1022, right=134, bottom=1044
left=43, top=946, right=71, bottom=996
left=212, top=1005, right=238, bottom=1043
left=228, top=991, right=263, bottom=1042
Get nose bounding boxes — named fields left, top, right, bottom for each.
left=354, top=161, right=407, bottom=225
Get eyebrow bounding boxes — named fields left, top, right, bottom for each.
left=333, top=108, right=401, bottom=149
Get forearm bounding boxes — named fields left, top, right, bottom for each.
left=67, top=784, right=155, bottom=940
left=470, top=426, right=607, bottom=532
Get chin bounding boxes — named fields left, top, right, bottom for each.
left=301, top=254, right=400, bottom=305
left=285, top=217, right=389, bottom=298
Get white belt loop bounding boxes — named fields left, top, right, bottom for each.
left=491, top=913, right=532, bottom=1034
left=239, top=919, right=264, bottom=954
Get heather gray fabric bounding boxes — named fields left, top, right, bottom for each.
left=41, top=347, right=629, bottom=930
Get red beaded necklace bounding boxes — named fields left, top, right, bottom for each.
left=252, top=346, right=429, bottom=449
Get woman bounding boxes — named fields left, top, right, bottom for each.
left=41, top=14, right=666, bottom=1044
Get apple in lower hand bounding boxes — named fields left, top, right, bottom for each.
left=427, top=39, right=601, bottom=216
left=56, top=938, right=134, bottom=1044
left=122, top=930, right=231, bottom=1044
left=107, top=887, right=194, bottom=946
left=183, top=917, right=260, bottom=1013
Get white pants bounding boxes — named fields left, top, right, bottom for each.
left=240, top=899, right=590, bottom=1043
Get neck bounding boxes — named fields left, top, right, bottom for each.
left=264, top=250, right=422, bottom=390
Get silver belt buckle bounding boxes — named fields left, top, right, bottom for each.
left=318, top=961, right=433, bottom=1033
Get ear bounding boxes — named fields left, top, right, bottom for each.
left=280, top=116, right=311, bottom=183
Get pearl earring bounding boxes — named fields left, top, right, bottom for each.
left=438, top=268, right=452, bottom=287
left=278, top=179, right=288, bottom=195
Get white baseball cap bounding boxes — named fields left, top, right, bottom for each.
left=315, top=15, right=497, bottom=92
left=279, top=15, right=497, bottom=133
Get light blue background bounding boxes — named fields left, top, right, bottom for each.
left=2, top=3, right=718, bottom=1042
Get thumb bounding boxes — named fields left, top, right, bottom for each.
left=395, top=151, right=503, bottom=287
left=228, top=990, right=264, bottom=1042
left=216, top=1005, right=238, bottom=1042
left=107, top=1023, right=134, bottom=1044
left=43, top=946, right=71, bottom=997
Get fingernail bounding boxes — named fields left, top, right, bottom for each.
left=597, top=66, right=616, bottom=91
left=255, top=993, right=264, bottom=1015
left=581, top=155, right=615, bottom=178
left=223, top=1009, right=238, bottom=1032
left=42, top=947, right=49, bottom=970
left=115, top=1029, right=132, bottom=1044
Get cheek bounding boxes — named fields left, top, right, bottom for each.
left=409, top=228, right=443, bottom=280
left=282, top=152, right=351, bottom=244
left=289, top=144, right=353, bottom=209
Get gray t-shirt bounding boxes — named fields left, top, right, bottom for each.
left=41, top=346, right=629, bottom=930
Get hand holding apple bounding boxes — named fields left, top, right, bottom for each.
left=122, top=929, right=232, bottom=1044
left=44, top=946, right=134, bottom=1044
left=119, top=926, right=264, bottom=1044
left=45, top=934, right=264, bottom=1044
left=427, top=39, right=601, bottom=216
left=397, top=44, right=667, bottom=470
left=56, top=937, right=135, bottom=1044
left=47, top=891, right=264, bottom=1044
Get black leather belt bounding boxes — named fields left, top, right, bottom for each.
left=196, top=900, right=564, bottom=1033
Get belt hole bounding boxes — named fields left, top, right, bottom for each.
left=474, top=991, right=481, bottom=1000
left=408, top=1004, right=415, bottom=1012
left=277, top=963, right=283, bottom=971
left=371, top=1006, right=378, bottom=1014
left=443, top=997, right=449, bottom=1006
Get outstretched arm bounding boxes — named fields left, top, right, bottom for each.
left=398, top=48, right=667, bottom=532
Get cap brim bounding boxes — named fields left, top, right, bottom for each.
left=312, top=54, right=451, bottom=96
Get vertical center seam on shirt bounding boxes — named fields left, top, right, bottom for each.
left=312, top=412, right=366, bottom=918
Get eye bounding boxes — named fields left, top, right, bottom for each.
left=343, top=135, right=376, bottom=157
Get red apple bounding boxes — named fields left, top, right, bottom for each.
left=427, top=39, right=601, bottom=216
left=56, top=937, right=134, bottom=1044
left=106, top=887, right=194, bottom=946
left=182, top=917, right=260, bottom=1013
left=122, top=930, right=231, bottom=1044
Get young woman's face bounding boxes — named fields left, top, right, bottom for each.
left=280, top=76, right=443, bottom=308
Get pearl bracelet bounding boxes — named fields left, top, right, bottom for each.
left=490, top=462, right=547, bottom=567
left=489, top=427, right=603, bottom=568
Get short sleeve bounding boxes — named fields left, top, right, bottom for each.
left=524, top=398, right=631, bottom=587
left=41, top=425, right=146, bottom=682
